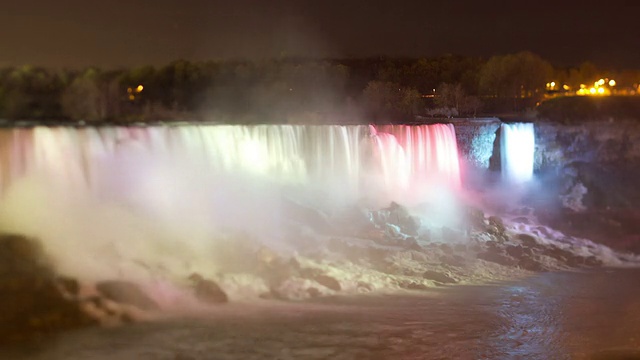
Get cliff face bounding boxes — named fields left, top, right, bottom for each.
left=534, top=119, right=640, bottom=171
left=452, top=118, right=500, bottom=170
left=454, top=117, right=640, bottom=253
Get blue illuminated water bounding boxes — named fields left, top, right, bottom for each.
left=501, top=123, right=535, bottom=183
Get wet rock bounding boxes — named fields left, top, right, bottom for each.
left=518, top=256, right=545, bottom=272
left=372, top=202, right=421, bottom=236
left=402, top=237, right=423, bottom=251
left=399, top=281, right=429, bottom=290
left=439, top=243, right=454, bottom=254
left=515, top=234, right=539, bottom=248
left=306, top=287, right=321, bottom=298
left=56, top=276, right=80, bottom=297
left=281, top=198, right=335, bottom=235
left=311, top=274, right=341, bottom=291
left=488, top=216, right=506, bottom=237
left=477, top=251, right=517, bottom=266
left=440, top=254, right=467, bottom=268
left=584, top=256, right=603, bottom=267
left=565, top=255, right=583, bottom=268
left=485, top=240, right=501, bottom=250
left=188, top=274, right=228, bottom=304
left=96, top=281, right=159, bottom=311
left=422, top=270, right=457, bottom=284
left=542, top=245, right=574, bottom=262
left=505, top=245, right=532, bottom=259
left=356, top=281, right=373, bottom=292
left=464, top=206, right=486, bottom=230
left=299, top=267, right=324, bottom=279
left=453, top=243, right=469, bottom=253
left=0, top=234, right=95, bottom=343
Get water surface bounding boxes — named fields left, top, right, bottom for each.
left=3, top=269, right=640, bottom=359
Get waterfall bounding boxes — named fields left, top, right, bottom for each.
left=0, top=123, right=462, bottom=280
left=0, top=124, right=461, bottom=206
left=500, top=123, right=535, bottom=183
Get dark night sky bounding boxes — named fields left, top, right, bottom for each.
left=1, top=0, right=639, bottom=69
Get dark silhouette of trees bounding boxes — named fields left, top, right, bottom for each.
left=363, top=81, right=421, bottom=118
left=479, top=51, right=552, bottom=99
left=0, top=52, right=632, bottom=122
left=433, top=83, right=482, bottom=117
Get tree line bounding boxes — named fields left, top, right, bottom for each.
left=0, top=52, right=637, bottom=123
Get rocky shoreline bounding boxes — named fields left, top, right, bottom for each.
left=3, top=200, right=635, bottom=344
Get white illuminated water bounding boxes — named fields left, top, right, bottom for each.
left=0, top=124, right=461, bottom=206
left=0, top=124, right=462, bottom=283
left=500, top=123, right=535, bottom=183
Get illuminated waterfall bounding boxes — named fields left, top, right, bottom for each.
left=0, top=123, right=463, bottom=280
left=500, top=123, right=535, bottom=183
left=0, top=123, right=461, bottom=207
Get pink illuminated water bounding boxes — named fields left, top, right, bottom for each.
left=0, top=124, right=462, bottom=207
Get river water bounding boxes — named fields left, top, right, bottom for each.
left=2, top=269, right=640, bottom=360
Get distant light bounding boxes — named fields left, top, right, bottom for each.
left=563, top=84, right=570, bottom=90
left=597, top=79, right=605, bottom=86
left=597, top=87, right=605, bottom=94
left=580, top=84, right=587, bottom=89
left=609, top=79, right=616, bottom=87
left=128, top=94, right=135, bottom=101
left=136, top=85, right=144, bottom=93
left=127, top=87, right=133, bottom=94
left=590, top=88, right=597, bottom=94
left=550, top=81, right=556, bottom=88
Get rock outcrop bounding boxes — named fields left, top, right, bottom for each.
left=0, top=234, right=95, bottom=343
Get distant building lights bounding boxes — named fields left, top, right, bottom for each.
left=609, top=79, right=616, bottom=87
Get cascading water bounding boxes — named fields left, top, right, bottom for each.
left=0, top=123, right=462, bottom=282
left=500, top=123, right=535, bottom=183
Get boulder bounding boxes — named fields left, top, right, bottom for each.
left=310, top=274, right=341, bottom=292
left=0, top=234, right=95, bottom=343
left=372, top=202, right=421, bottom=235
left=440, top=254, right=467, bottom=268
left=188, top=274, right=228, bottom=304
left=477, top=251, right=517, bottom=266
left=487, top=216, right=506, bottom=236
left=518, top=256, right=545, bottom=272
left=422, top=270, right=457, bottom=284
left=399, top=281, right=429, bottom=290
left=515, top=234, right=539, bottom=248
left=96, top=280, right=160, bottom=310
left=505, top=245, right=532, bottom=259
left=464, top=206, right=486, bottom=231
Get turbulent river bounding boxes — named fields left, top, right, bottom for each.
left=2, top=268, right=640, bottom=360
